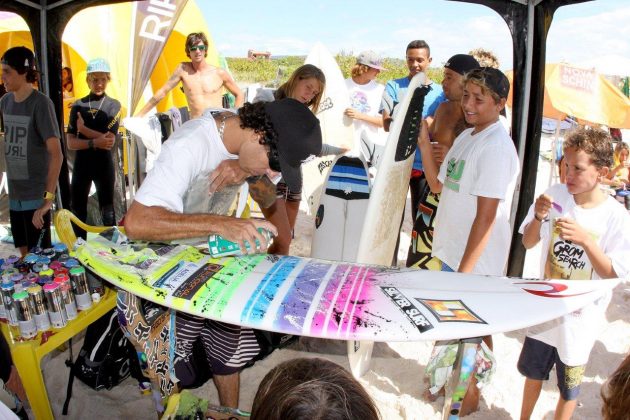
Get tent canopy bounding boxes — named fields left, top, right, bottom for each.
left=1, top=0, right=595, bottom=276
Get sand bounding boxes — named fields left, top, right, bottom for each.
left=2, top=140, right=629, bottom=419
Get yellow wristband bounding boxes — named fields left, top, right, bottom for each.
left=43, top=191, right=55, bottom=201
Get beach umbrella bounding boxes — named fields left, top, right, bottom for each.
left=575, top=54, right=630, bottom=78
left=0, top=0, right=219, bottom=117
left=507, top=63, right=630, bottom=129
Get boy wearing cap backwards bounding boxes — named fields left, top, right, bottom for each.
left=517, top=127, right=630, bottom=420
left=418, top=67, right=519, bottom=415
left=137, top=32, right=244, bottom=119
left=407, top=54, right=479, bottom=269
left=124, top=98, right=322, bottom=409
left=0, top=46, right=62, bottom=256
left=66, top=58, right=121, bottom=237
left=344, top=51, right=385, bottom=159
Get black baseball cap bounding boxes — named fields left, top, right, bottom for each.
left=263, top=98, right=322, bottom=191
left=1, top=46, right=36, bottom=72
left=468, top=67, right=510, bottom=99
left=444, top=54, right=479, bottom=75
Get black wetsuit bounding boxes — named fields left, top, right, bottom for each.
left=67, top=93, right=121, bottom=237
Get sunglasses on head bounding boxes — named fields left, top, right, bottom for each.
left=266, top=142, right=282, bottom=173
left=189, top=45, right=207, bottom=52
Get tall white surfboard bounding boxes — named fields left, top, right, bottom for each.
left=302, top=43, right=355, bottom=216
left=349, top=72, right=431, bottom=377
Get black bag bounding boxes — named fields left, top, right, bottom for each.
left=62, top=308, right=147, bottom=414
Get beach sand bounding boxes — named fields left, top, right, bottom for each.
left=2, top=145, right=628, bottom=419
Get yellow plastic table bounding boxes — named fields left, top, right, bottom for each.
left=0, top=288, right=116, bottom=420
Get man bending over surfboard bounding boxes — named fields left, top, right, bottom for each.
left=124, top=98, right=322, bottom=408
left=136, top=32, right=244, bottom=119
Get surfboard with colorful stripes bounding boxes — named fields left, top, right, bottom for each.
left=311, top=155, right=370, bottom=262
left=75, top=230, right=618, bottom=342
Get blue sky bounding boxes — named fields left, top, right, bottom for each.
left=199, top=0, right=630, bottom=72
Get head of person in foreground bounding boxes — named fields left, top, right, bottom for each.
left=601, top=353, right=630, bottom=420
left=250, top=357, right=380, bottom=420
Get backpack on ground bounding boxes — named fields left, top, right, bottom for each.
left=62, top=308, right=147, bottom=415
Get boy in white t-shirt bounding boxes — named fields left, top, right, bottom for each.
left=418, top=67, right=520, bottom=415
left=344, top=51, right=386, bottom=162
left=517, top=127, right=630, bottom=420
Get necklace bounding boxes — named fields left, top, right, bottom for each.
left=216, top=112, right=236, bottom=141
left=88, top=95, right=105, bottom=120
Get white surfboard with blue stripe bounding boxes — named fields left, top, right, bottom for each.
left=311, top=155, right=370, bottom=262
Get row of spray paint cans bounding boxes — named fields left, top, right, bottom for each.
left=0, top=243, right=104, bottom=339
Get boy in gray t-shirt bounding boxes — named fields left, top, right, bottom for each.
left=0, top=46, right=62, bottom=255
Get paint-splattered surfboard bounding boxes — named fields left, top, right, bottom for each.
left=75, top=231, right=617, bottom=342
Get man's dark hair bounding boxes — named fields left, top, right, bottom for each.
left=406, top=40, right=430, bottom=56
left=251, top=358, right=381, bottom=420
left=238, top=101, right=278, bottom=148
left=185, top=32, right=209, bottom=57
left=1, top=46, right=39, bottom=83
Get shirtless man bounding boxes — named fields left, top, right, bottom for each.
left=137, top=32, right=244, bottom=118
left=430, top=54, right=481, bottom=153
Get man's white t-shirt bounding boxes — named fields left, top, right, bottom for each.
left=432, top=121, right=520, bottom=276
left=133, top=113, right=237, bottom=214
left=345, top=78, right=386, bottom=157
left=518, top=183, right=630, bottom=365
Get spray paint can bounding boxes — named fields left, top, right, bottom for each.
left=31, top=262, right=48, bottom=274
left=69, top=266, right=92, bottom=310
left=1, top=281, right=18, bottom=326
left=57, top=254, right=70, bottom=265
left=54, top=273, right=77, bottom=320
left=25, top=272, right=39, bottom=283
left=9, top=273, right=24, bottom=287
left=54, top=267, right=69, bottom=278
left=37, top=275, right=52, bottom=286
left=23, top=253, right=39, bottom=268
left=13, top=290, right=37, bottom=339
left=63, top=258, right=80, bottom=269
left=6, top=255, right=19, bottom=265
left=41, top=248, right=57, bottom=261
left=14, top=261, right=29, bottom=274
left=53, top=243, right=68, bottom=256
left=36, top=256, right=51, bottom=266
left=49, top=261, right=63, bottom=272
left=27, top=284, right=50, bottom=331
left=43, top=282, right=67, bottom=328
left=0, top=282, right=5, bottom=320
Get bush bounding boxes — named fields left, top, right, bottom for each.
left=226, top=55, right=444, bottom=87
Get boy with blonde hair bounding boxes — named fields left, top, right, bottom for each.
left=518, top=127, right=630, bottom=419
